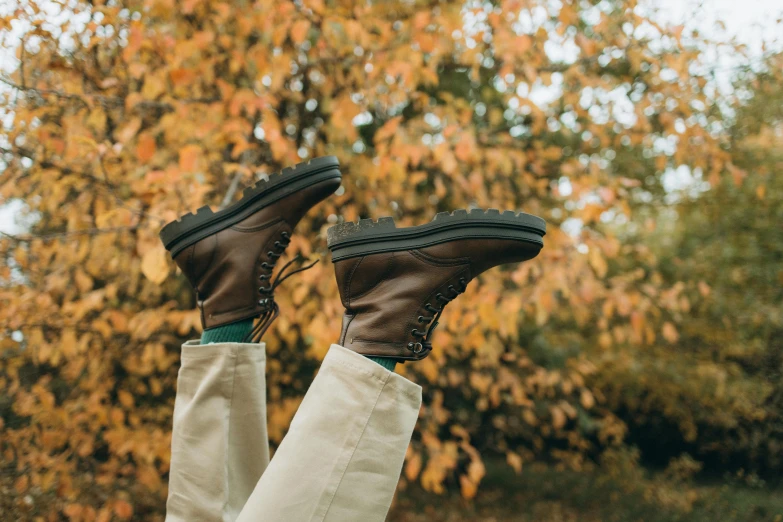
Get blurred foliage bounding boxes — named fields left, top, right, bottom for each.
left=590, top=57, right=783, bottom=473
left=0, top=0, right=780, bottom=519
left=390, top=455, right=783, bottom=521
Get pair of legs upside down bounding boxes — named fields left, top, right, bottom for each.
left=161, top=157, right=545, bottom=521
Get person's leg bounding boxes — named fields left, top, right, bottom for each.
left=231, top=209, right=544, bottom=520
left=165, top=340, right=269, bottom=522
left=236, top=344, right=421, bottom=522
left=160, top=157, right=343, bottom=521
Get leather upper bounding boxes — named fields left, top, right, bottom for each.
left=334, top=238, right=542, bottom=361
left=175, top=177, right=340, bottom=329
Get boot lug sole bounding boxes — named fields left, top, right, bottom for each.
left=327, top=209, right=546, bottom=262
left=160, top=156, right=342, bottom=257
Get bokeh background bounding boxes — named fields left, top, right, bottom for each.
left=1, top=0, right=782, bottom=520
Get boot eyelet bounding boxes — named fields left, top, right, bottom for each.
left=261, top=262, right=271, bottom=269
left=418, top=316, right=426, bottom=323
left=267, top=251, right=275, bottom=257
left=258, top=299, right=268, bottom=306
left=409, top=342, right=423, bottom=353
left=259, top=274, right=268, bottom=280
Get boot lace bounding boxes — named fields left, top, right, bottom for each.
left=408, top=277, right=468, bottom=354
left=244, top=231, right=318, bottom=343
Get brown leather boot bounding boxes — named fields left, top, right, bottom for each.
left=160, top=156, right=342, bottom=341
left=327, top=209, right=546, bottom=361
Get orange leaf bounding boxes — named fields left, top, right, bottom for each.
left=405, top=451, right=422, bottom=481
left=170, top=68, right=196, bottom=86
left=113, top=500, right=133, bottom=520
left=290, top=20, right=311, bottom=44
left=459, top=474, right=478, bottom=499
left=136, top=133, right=156, bottom=163
left=14, top=474, right=28, bottom=494
left=178, top=144, right=202, bottom=172
left=141, top=246, right=170, bottom=285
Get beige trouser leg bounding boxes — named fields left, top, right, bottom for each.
left=166, top=341, right=422, bottom=522
left=166, top=341, right=270, bottom=522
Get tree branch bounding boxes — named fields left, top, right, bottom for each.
left=0, top=76, right=220, bottom=113
left=0, top=226, right=138, bottom=244
left=219, top=171, right=245, bottom=210
left=0, top=145, right=121, bottom=190
left=0, top=76, right=98, bottom=108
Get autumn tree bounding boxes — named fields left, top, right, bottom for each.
left=0, top=0, right=772, bottom=519
left=591, top=51, right=783, bottom=473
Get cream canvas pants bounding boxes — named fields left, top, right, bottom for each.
left=165, top=341, right=422, bottom=522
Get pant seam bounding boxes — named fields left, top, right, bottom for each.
left=180, top=345, right=266, bottom=361
left=328, top=350, right=421, bottom=402
left=221, top=346, right=239, bottom=522
left=384, top=380, right=421, bottom=402
left=314, top=375, right=389, bottom=521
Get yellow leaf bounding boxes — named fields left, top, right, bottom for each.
left=551, top=405, right=567, bottom=429
left=61, top=329, right=78, bottom=358
left=137, top=464, right=162, bottom=490
left=141, top=246, right=170, bottom=285
left=292, top=284, right=310, bottom=306
left=141, top=73, right=166, bottom=99
left=467, top=458, right=485, bottom=483
left=87, top=107, right=107, bottom=134
left=115, top=117, right=141, bottom=144
left=74, top=269, right=94, bottom=293
left=522, top=408, right=537, bottom=426
left=118, top=390, right=134, bottom=409
left=580, top=389, right=595, bottom=409
left=306, top=0, right=324, bottom=12
left=507, top=452, right=523, bottom=474
left=375, top=116, right=402, bottom=143
left=589, top=248, right=608, bottom=277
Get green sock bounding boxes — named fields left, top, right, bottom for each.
left=200, top=319, right=254, bottom=344
left=200, top=321, right=395, bottom=372
left=367, top=357, right=397, bottom=372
